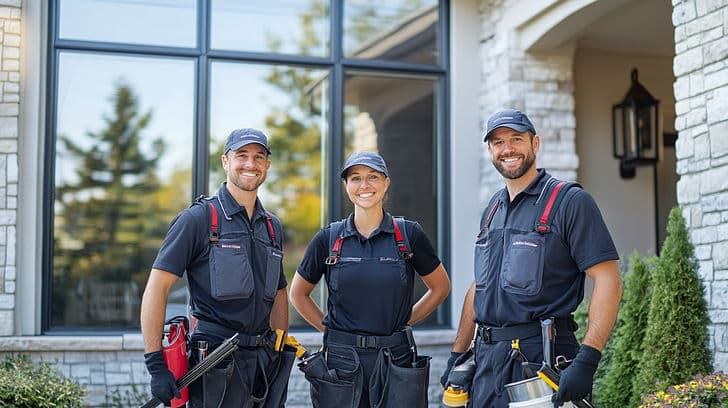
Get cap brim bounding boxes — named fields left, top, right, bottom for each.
left=340, top=163, right=388, bottom=179
left=226, top=140, right=271, bottom=154
left=483, top=123, right=531, bottom=141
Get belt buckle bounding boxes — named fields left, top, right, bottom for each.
left=479, top=326, right=492, bottom=343
left=356, top=335, right=377, bottom=348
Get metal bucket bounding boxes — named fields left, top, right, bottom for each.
left=504, top=376, right=552, bottom=403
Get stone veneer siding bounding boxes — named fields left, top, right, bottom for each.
left=0, top=0, right=19, bottom=336
left=478, top=0, right=579, bottom=203
left=672, top=0, right=728, bottom=371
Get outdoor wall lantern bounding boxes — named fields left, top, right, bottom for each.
left=612, top=68, right=660, bottom=178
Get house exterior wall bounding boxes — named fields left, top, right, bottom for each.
left=0, top=0, right=20, bottom=337
left=672, top=0, right=728, bottom=371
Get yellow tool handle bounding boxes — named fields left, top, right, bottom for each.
left=537, top=370, right=559, bottom=390
left=284, top=334, right=309, bottom=359
left=273, top=329, right=287, bottom=352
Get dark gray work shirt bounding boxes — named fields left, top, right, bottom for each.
left=153, top=183, right=286, bottom=334
left=297, top=213, right=441, bottom=335
left=473, top=169, right=619, bottom=326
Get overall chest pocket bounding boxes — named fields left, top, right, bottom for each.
left=327, top=258, right=361, bottom=292
left=500, top=231, right=546, bottom=296
left=264, top=247, right=283, bottom=302
left=209, top=238, right=254, bottom=301
left=474, top=230, right=498, bottom=288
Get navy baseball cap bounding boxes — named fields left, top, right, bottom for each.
left=483, top=109, right=537, bottom=142
left=340, top=151, right=389, bottom=179
left=224, top=128, right=271, bottom=155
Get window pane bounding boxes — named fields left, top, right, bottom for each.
left=53, top=52, right=195, bottom=328
left=210, top=62, right=330, bottom=328
left=343, top=73, right=442, bottom=325
left=344, top=0, right=439, bottom=64
left=58, top=0, right=197, bottom=47
left=211, top=0, right=330, bottom=57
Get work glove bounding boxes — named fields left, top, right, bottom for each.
left=440, top=351, right=465, bottom=388
left=552, top=345, right=601, bottom=407
left=145, top=351, right=181, bottom=406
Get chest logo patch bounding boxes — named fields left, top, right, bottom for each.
left=220, top=244, right=241, bottom=249
left=512, top=240, right=539, bottom=248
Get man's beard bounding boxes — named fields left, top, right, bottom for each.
left=230, top=173, right=266, bottom=192
left=493, top=150, right=536, bottom=179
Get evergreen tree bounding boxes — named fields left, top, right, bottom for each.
left=599, top=252, right=653, bottom=408
left=632, top=206, right=712, bottom=401
left=53, top=81, right=165, bottom=325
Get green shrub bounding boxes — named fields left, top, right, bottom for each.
left=639, top=371, right=728, bottom=407
left=0, top=354, right=86, bottom=407
left=633, top=206, right=712, bottom=398
left=600, top=252, right=654, bottom=408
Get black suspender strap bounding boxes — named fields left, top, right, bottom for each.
left=392, top=216, right=413, bottom=260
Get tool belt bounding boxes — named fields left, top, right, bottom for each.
left=195, top=320, right=276, bottom=348
left=476, top=316, right=576, bottom=344
left=325, top=328, right=409, bottom=349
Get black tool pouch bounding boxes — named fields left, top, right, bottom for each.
left=261, top=345, right=297, bottom=408
left=369, top=348, right=431, bottom=408
left=299, top=349, right=363, bottom=408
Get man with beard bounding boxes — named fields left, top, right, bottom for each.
left=141, top=128, right=292, bottom=407
left=440, top=109, right=621, bottom=407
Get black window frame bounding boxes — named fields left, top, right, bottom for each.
left=43, top=0, right=451, bottom=333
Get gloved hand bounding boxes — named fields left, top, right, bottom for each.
left=552, top=345, right=601, bottom=407
left=440, top=351, right=464, bottom=388
left=145, top=351, right=181, bottom=406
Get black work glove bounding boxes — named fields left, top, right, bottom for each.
left=145, top=351, right=181, bottom=406
left=440, top=351, right=464, bottom=388
left=552, top=345, right=601, bottom=407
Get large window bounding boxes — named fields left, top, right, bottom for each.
left=46, top=0, right=448, bottom=331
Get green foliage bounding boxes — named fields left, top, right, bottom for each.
left=0, top=355, right=86, bottom=407
left=574, top=287, right=619, bottom=404
left=105, top=383, right=150, bottom=407
left=639, top=371, right=728, bottom=408
left=600, top=252, right=654, bottom=408
left=633, top=206, right=712, bottom=399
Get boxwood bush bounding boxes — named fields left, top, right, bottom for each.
left=0, top=354, right=86, bottom=407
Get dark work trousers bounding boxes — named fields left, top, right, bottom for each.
left=324, top=340, right=412, bottom=408
left=468, top=333, right=579, bottom=408
left=188, top=332, right=288, bottom=408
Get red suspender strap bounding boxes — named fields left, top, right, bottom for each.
left=484, top=200, right=500, bottom=230
left=392, top=216, right=407, bottom=254
left=392, top=216, right=413, bottom=260
left=265, top=212, right=280, bottom=249
left=536, top=181, right=566, bottom=233
left=208, top=202, right=219, bottom=243
left=326, top=235, right=344, bottom=265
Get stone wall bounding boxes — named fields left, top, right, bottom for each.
left=672, top=0, right=728, bottom=371
left=0, top=0, right=19, bottom=336
left=478, top=0, right=579, bottom=204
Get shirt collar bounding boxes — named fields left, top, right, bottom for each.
left=495, top=168, right=552, bottom=203
left=341, top=211, right=394, bottom=239
left=216, top=182, right=265, bottom=221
